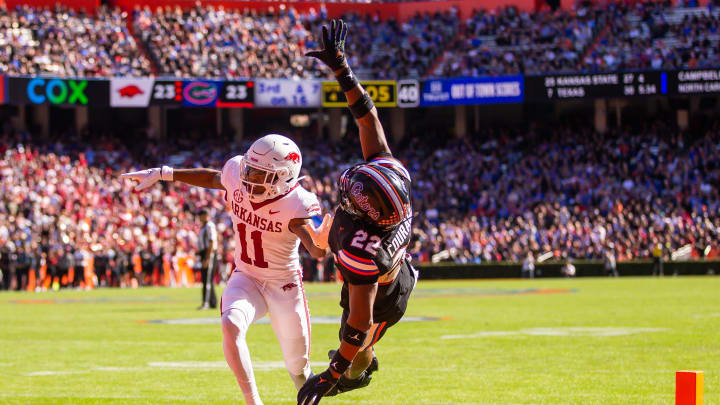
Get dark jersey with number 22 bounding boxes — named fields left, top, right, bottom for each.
left=328, top=157, right=415, bottom=325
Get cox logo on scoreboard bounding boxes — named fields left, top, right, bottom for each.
left=8, top=78, right=109, bottom=106
left=28, top=78, right=88, bottom=104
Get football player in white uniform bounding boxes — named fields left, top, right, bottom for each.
left=122, top=134, right=332, bottom=405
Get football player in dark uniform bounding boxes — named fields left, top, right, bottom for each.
left=298, top=19, right=418, bottom=405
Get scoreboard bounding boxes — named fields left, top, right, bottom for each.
left=525, top=72, right=664, bottom=100
left=322, top=81, right=397, bottom=107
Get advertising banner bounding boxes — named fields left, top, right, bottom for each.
left=665, top=69, right=720, bottom=95
left=255, top=79, right=320, bottom=108
left=8, top=77, right=109, bottom=106
left=110, top=77, right=154, bottom=107
left=420, top=76, right=523, bottom=106
left=216, top=81, right=255, bottom=108
left=525, top=72, right=664, bottom=100
left=322, top=80, right=397, bottom=107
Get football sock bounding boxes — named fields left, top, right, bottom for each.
left=222, top=314, right=263, bottom=405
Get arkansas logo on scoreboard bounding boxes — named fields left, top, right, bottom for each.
left=110, top=78, right=154, bottom=107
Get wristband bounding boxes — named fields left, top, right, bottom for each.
left=329, top=350, right=352, bottom=376
left=349, top=92, right=374, bottom=119
left=341, top=324, right=368, bottom=347
left=335, top=67, right=359, bottom=92
left=160, top=166, right=174, bottom=181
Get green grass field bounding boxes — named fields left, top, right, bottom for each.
left=1, top=277, right=717, bottom=405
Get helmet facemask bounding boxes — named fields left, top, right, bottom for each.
left=241, top=159, right=280, bottom=203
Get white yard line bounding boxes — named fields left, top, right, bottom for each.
left=25, top=361, right=328, bottom=376
left=442, top=327, right=667, bottom=339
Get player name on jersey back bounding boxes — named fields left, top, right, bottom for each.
left=387, top=218, right=411, bottom=257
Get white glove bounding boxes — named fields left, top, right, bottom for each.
left=121, top=166, right=173, bottom=191
left=308, top=213, right=333, bottom=250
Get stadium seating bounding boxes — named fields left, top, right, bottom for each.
left=1, top=123, right=718, bottom=288
left=586, top=3, right=720, bottom=71
left=133, top=5, right=321, bottom=79
left=0, top=5, right=152, bottom=77
left=2, top=3, right=718, bottom=78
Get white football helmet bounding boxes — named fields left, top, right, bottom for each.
left=240, top=134, right=302, bottom=203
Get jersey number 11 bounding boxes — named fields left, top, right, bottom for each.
left=236, top=223, right=268, bottom=268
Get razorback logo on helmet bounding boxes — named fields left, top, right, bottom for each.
left=351, top=182, right=380, bottom=220
left=118, top=85, right=143, bottom=98
left=284, top=152, right=300, bottom=164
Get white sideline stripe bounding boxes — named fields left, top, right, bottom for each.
left=26, top=370, right=84, bottom=376
left=148, top=361, right=327, bottom=370
left=694, top=313, right=720, bottom=318
left=441, top=327, right=667, bottom=339
left=149, top=315, right=437, bottom=325
left=26, top=361, right=328, bottom=376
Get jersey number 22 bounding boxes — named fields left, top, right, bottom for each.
left=350, top=230, right=381, bottom=255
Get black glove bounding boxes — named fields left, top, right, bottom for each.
left=306, top=19, right=349, bottom=72
left=297, top=369, right=338, bottom=405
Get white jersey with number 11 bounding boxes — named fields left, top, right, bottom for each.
left=221, top=155, right=322, bottom=281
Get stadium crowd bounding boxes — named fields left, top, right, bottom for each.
left=434, top=6, right=601, bottom=77
left=133, top=5, right=459, bottom=79
left=133, top=4, right=321, bottom=79
left=1, top=121, right=719, bottom=290
left=3, top=2, right=720, bottom=79
left=0, top=5, right=152, bottom=77
left=585, top=1, right=720, bottom=71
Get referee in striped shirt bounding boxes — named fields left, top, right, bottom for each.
left=197, top=209, right=218, bottom=310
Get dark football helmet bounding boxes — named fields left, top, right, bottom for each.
left=338, top=162, right=411, bottom=229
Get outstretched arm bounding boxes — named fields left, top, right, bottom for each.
left=121, top=166, right=225, bottom=191
left=289, top=215, right=332, bottom=259
left=174, top=169, right=224, bottom=190
left=307, top=19, right=391, bottom=160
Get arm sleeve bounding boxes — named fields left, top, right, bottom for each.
left=221, top=156, right=242, bottom=206
left=295, top=190, right=322, bottom=219
left=220, top=158, right=236, bottom=191
left=335, top=247, right=379, bottom=285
